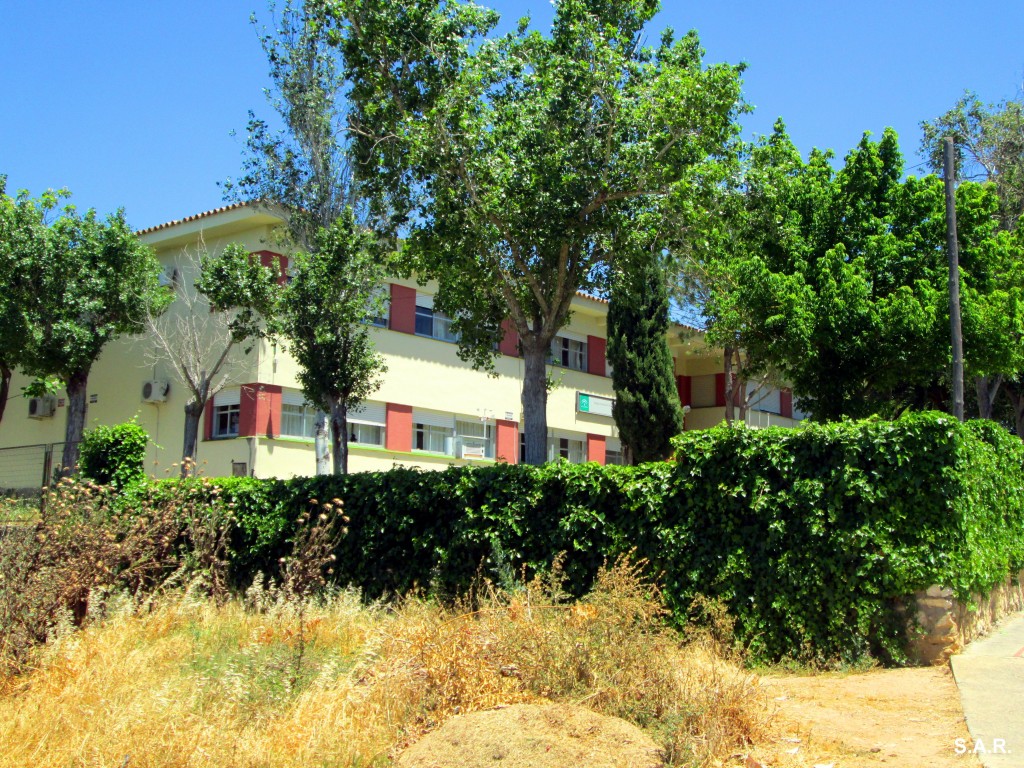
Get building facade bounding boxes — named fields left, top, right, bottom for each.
left=0, top=205, right=800, bottom=488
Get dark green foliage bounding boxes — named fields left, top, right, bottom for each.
left=181, top=412, right=1024, bottom=665
left=78, top=421, right=149, bottom=490
left=607, top=256, right=684, bottom=463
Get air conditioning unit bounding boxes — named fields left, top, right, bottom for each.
left=459, top=443, right=486, bottom=460
left=28, top=395, right=56, bottom=419
left=142, top=380, right=170, bottom=403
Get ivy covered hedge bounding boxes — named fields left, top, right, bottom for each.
left=176, top=412, right=1024, bottom=664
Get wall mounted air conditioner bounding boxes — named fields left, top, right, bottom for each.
left=28, top=395, right=56, bottom=419
left=459, top=443, right=486, bottom=460
left=142, top=380, right=170, bottom=403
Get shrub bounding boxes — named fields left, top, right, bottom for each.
left=177, top=411, right=1024, bottom=665
left=78, top=420, right=149, bottom=489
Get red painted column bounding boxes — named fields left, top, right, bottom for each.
left=386, top=403, right=413, bottom=452
left=239, top=386, right=258, bottom=437
left=587, top=434, right=606, bottom=465
left=676, top=375, right=692, bottom=407
left=203, top=398, right=214, bottom=441
left=389, top=284, right=416, bottom=334
left=254, top=250, right=288, bottom=285
left=780, top=388, right=793, bottom=419
left=239, top=384, right=284, bottom=437
left=499, top=319, right=520, bottom=357
left=587, top=335, right=607, bottom=376
left=714, top=373, right=727, bottom=407
left=495, top=419, right=519, bottom=464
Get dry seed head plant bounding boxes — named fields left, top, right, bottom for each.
left=0, top=545, right=775, bottom=768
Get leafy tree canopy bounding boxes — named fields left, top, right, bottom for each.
left=276, top=208, right=389, bottom=474
left=327, top=0, right=745, bottom=462
left=6, top=186, right=170, bottom=471
left=699, top=125, right=1024, bottom=421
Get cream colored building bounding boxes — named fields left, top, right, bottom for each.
left=0, top=205, right=800, bottom=487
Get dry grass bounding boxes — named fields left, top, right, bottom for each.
left=0, top=560, right=774, bottom=768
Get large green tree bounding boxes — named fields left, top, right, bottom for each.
left=0, top=177, right=35, bottom=427
left=702, top=126, right=1022, bottom=422
left=666, top=123, right=797, bottom=423
left=922, top=92, right=1024, bottom=421
left=225, top=0, right=381, bottom=473
left=10, top=191, right=169, bottom=474
left=276, top=209, right=388, bottom=474
left=921, top=91, right=1024, bottom=230
left=331, top=0, right=744, bottom=463
left=606, top=250, right=683, bottom=463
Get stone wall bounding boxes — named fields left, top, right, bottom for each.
left=907, top=570, right=1024, bottom=664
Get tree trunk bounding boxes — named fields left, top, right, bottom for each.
left=329, top=398, right=349, bottom=475
left=60, top=369, right=89, bottom=476
left=723, top=346, right=735, bottom=424
left=974, top=374, right=1003, bottom=420
left=182, top=399, right=204, bottom=477
left=0, top=362, right=11, bottom=426
left=314, top=410, right=331, bottom=475
left=1006, top=381, right=1024, bottom=439
left=521, top=339, right=549, bottom=465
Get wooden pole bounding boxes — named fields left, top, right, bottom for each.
left=943, top=137, right=965, bottom=422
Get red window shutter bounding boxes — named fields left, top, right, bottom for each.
left=587, top=336, right=606, bottom=376
left=385, top=403, right=413, bottom=452
left=389, top=284, right=416, bottom=334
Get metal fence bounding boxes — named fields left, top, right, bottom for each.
left=0, top=442, right=73, bottom=494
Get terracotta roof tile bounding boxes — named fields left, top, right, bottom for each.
left=135, top=202, right=255, bottom=236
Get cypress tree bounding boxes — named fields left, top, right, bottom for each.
left=607, top=256, right=684, bottom=464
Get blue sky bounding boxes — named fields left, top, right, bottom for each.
left=2, top=1, right=1022, bottom=231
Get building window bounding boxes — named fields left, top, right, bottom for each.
left=213, top=403, right=240, bottom=438
left=415, top=295, right=459, bottom=342
left=550, top=336, right=587, bottom=371
left=368, top=286, right=390, bottom=328
left=455, top=419, right=495, bottom=459
left=350, top=422, right=384, bottom=446
left=280, top=402, right=320, bottom=438
left=549, top=436, right=586, bottom=463
left=519, top=432, right=587, bottom=463
left=415, top=423, right=452, bottom=453
left=605, top=439, right=625, bottom=466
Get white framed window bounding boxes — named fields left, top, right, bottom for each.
left=368, top=285, right=390, bottom=328
left=520, top=430, right=587, bottom=463
left=349, top=401, right=386, bottom=446
left=605, top=438, right=625, bottom=466
left=414, top=293, right=458, bottom=342
left=280, top=391, right=320, bottom=438
left=549, top=435, right=586, bottom=463
left=456, top=418, right=495, bottom=459
left=212, top=389, right=240, bottom=438
left=746, top=381, right=781, bottom=414
left=414, top=409, right=455, bottom=454
left=550, top=335, right=587, bottom=371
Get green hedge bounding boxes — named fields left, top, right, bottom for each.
left=179, top=412, right=1024, bottom=664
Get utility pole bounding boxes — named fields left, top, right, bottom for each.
left=943, top=137, right=965, bottom=422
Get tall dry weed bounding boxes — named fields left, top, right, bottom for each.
left=0, top=556, right=773, bottom=768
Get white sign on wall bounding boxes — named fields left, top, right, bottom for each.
left=577, top=392, right=614, bottom=418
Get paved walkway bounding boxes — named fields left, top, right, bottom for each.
left=951, top=612, right=1024, bottom=768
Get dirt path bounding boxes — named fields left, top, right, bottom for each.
left=757, top=665, right=981, bottom=767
